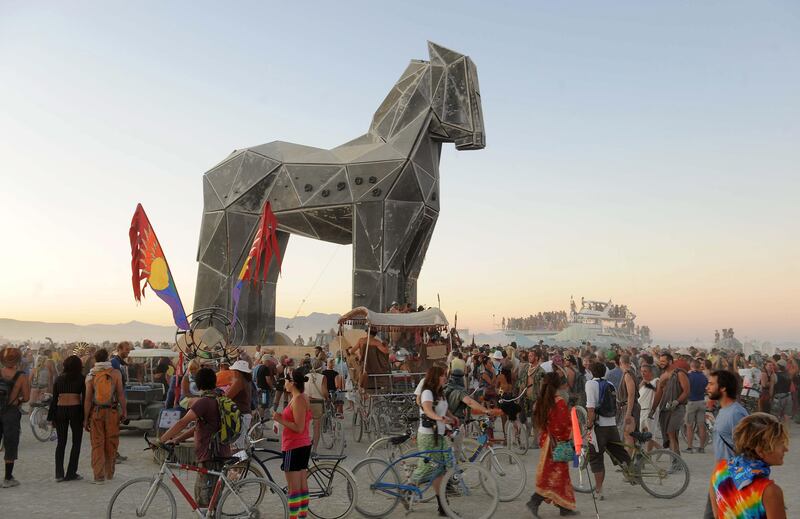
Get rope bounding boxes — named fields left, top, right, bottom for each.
left=286, top=245, right=342, bottom=329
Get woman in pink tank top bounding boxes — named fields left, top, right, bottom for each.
left=272, top=368, right=312, bottom=519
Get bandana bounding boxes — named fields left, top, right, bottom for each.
left=728, top=455, right=771, bottom=490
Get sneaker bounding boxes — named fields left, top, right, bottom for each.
left=64, top=474, right=83, bottom=482
left=115, top=453, right=128, bottom=462
left=2, top=478, right=20, bottom=488
left=55, top=476, right=65, bottom=482
left=595, top=491, right=604, bottom=501
left=684, top=447, right=694, bottom=454
left=92, top=478, right=105, bottom=485
left=697, top=447, right=705, bottom=454
left=49, top=431, right=58, bottom=442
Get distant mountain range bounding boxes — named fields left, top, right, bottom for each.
left=0, top=312, right=341, bottom=344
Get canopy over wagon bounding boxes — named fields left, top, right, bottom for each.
left=337, top=306, right=449, bottom=331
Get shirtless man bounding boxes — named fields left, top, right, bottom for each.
left=350, top=329, right=390, bottom=391
left=649, top=352, right=690, bottom=456
left=616, top=355, right=640, bottom=454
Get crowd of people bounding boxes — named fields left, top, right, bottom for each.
left=503, top=312, right=569, bottom=331
left=2, top=335, right=797, bottom=517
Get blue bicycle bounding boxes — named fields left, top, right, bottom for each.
left=352, top=433, right=499, bottom=519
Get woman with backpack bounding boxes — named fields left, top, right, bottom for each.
left=47, top=355, right=85, bottom=482
left=528, top=372, right=578, bottom=517
left=412, top=365, right=459, bottom=517
left=272, top=368, right=312, bottom=519
left=0, top=347, right=29, bottom=488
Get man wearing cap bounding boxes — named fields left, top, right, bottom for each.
left=254, top=353, right=277, bottom=418
left=225, top=360, right=253, bottom=450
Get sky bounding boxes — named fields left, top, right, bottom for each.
left=0, top=1, right=798, bottom=344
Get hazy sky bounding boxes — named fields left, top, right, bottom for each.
left=1, top=1, right=798, bottom=343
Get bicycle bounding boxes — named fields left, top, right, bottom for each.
left=106, top=432, right=289, bottom=518
left=320, top=394, right=345, bottom=453
left=29, top=393, right=55, bottom=442
left=352, top=429, right=499, bottom=519
left=231, top=418, right=358, bottom=519
left=680, top=409, right=714, bottom=448
left=570, top=430, right=690, bottom=499
left=497, top=385, right=530, bottom=455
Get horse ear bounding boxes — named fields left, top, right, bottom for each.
left=427, top=41, right=463, bottom=65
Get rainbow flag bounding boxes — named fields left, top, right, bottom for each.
left=231, top=202, right=282, bottom=328
left=129, top=204, right=191, bottom=330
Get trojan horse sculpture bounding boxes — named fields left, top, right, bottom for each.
left=194, top=42, right=485, bottom=344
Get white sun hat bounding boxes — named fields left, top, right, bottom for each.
left=231, top=360, right=252, bottom=374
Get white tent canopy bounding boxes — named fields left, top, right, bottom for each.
left=338, top=306, right=449, bottom=331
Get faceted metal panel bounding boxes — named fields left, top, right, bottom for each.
left=383, top=200, right=424, bottom=267
left=387, top=163, right=423, bottom=202
left=206, top=154, right=244, bottom=206
left=274, top=211, right=319, bottom=239
left=346, top=160, right=405, bottom=200
left=444, top=59, right=471, bottom=130
left=195, top=42, right=485, bottom=342
left=303, top=167, right=352, bottom=207
left=267, top=167, right=302, bottom=212
left=194, top=262, right=229, bottom=311
left=228, top=172, right=278, bottom=214
left=413, top=164, right=435, bottom=199
left=227, top=211, right=260, bottom=274
left=203, top=177, right=224, bottom=212
left=228, top=151, right=280, bottom=202
left=285, top=164, right=342, bottom=206
left=200, top=213, right=229, bottom=274
left=197, top=211, right=224, bottom=261
left=411, top=137, right=437, bottom=178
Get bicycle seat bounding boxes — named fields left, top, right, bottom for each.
left=312, top=453, right=346, bottom=462
left=389, top=433, right=411, bottom=445
left=630, top=431, right=652, bottom=443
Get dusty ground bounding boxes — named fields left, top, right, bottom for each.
left=2, top=412, right=799, bottom=518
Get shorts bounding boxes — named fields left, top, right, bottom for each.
left=588, top=425, right=631, bottom=473
left=658, top=404, right=686, bottom=435
left=685, top=400, right=706, bottom=426
left=194, top=460, right=223, bottom=507
left=0, top=407, right=22, bottom=461
left=616, top=402, right=641, bottom=435
left=771, top=393, right=791, bottom=419
left=281, top=445, right=312, bottom=472
left=310, top=401, right=324, bottom=420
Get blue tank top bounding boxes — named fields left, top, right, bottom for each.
left=688, top=371, right=707, bottom=401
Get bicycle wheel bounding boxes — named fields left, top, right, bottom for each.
left=570, top=451, right=595, bottom=493
left=504, top=420, right=528, bottom=456
left=366, top=414, right=382, bottom=443
left=30, top=407, right=53, bottom=442
left=225, top=459, right=266, bottom=483
left=367, top=436, right=418, bottom=480
left=351, top=457, right=401, bottom=518
left=439, top=463, right=499, bottom=519
left=321, top=412, right=336, bottom=450
left=478, top=448, right=526, bottom=502
left=635, top=448, right=690, bottom=499
left=307, top=462, right=358, bottom=519
left=352, top=412, right=364, bottom=443
left=216, top=477, right=289, bottom=519
left=106, top=477, right=177, bottom=519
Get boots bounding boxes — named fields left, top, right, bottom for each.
left=559, top=507, right=580, bottom=516
left=526, top=493, right=544, bottom=517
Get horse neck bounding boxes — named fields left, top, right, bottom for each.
left=369, top=60, right=433, bottom=143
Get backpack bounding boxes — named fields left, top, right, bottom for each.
left=93, top=368, right=116, bottom=407
left=596, top=379, right=617, bottom=418
left=204, top=392, right=242, bottom=446
left=444, top=384, right=469, bottom=419
left=0, top=371, right=23, bottom=413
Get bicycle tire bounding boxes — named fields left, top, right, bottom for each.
left=216, top=477, right=289, bottom=519
left=679, top=421, right=713, bottom=447
left=439, top=463, right=499, bottom=519
left=352, top=412, right=364, bottom=443
left=570, top=452, right=595, bottom=493
left=504, top=420, right=529, bottom=456
left=307, top=462, right=358, bottom=519
left=225, top=458, right=266, bottom=484
left=478, top=447, right=526, bottom=502
left=352, top=457, right=401, bottom=518
left=30, top=406, right=53, bottom=442
left=321, top=412, right=335, bottom=450
left=106, top=477, right=177, bottom=519
left=635, top=448, right=690, bottom=499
